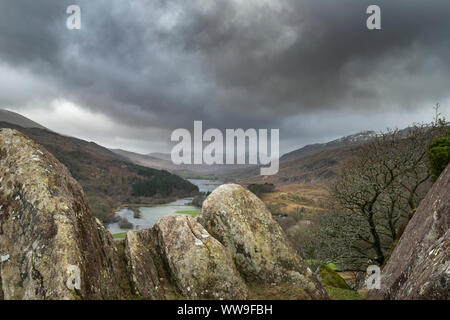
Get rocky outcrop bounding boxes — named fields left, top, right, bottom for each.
left=368, top=164, right=450, bottom=300
left=122, top=185, right=329, bottom=300
left=0, top=129, right=124, bottom=299
left=0, top=129, right=327, bottom=300
left=197, top=184, right=329, bottom=300
left=128, top=215, right=250, bottom=300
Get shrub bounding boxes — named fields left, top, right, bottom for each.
left=190, top=194, right=206, bottom=208
left=119, top=217, right=133, bottom=230
left=132, top=208, right=142, bottom=219
left=428, top=130, right=450, bottom=181
left=247, top=183, right=275, bottom=196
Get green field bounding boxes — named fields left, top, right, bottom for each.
left=112, top=232, right=127, bottom=239
left=176, top=209, right=200, bottom=216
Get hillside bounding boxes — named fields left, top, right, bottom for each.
left=0, top=122, right=198, bottom=222
left=0, top=109, right=46, bottom=129
left=111, top=149, right=175, bottom=172
left=242, top=129, right=417, bottom=186
left=147, top=152, right=172, bottom=161
left=281, top=131, right=375, bottom=162
left=236, top=136, right=367, bottom=188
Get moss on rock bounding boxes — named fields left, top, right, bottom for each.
left=318, top=265, right=351, bottom=290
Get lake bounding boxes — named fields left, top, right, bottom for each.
left=107, top=179, right=223, bottom=235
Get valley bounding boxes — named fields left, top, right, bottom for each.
left=1, top=0, right=449, bottom=304
left=0, top=114, right=199, bottom=223
left=0, top=109, right=448, bottom=301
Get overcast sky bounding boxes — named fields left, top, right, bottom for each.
left=1, top=0, right=449, bottom=155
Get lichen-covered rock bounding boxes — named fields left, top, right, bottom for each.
left=139, top=215, right=250, bottom=299
left=124, top=231, right=164, bottom=299
left=0, top=129, right=124, bottom=299
left=197, top=184, right=328, bottom=299
left=368, top=164, right=450, bottom=300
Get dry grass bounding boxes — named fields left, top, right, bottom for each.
left=259, top=183, right=328, bottom=215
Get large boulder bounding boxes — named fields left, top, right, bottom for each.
left=127, top=215, right=250, bottom=300
left=0, top=129, right=124, bottom=299
left=196, top=184, right=328, bottom=299
left=368, top=164, right=450, bottom=300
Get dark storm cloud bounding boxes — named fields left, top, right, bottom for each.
left=0, top=0, right=449, bottom=152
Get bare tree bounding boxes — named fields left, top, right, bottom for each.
left=323, top=121, right=448, bottom=269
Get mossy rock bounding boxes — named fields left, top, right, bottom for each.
left=319, top=265, right=351, bottom=290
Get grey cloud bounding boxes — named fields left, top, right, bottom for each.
left=0, top=0, right=449, bottom=153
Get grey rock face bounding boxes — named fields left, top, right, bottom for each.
left=368, top=164, right=450, bottom=300
left=0, top=129, right=123, bottom=299
left=127, top=215, right=250, bottom=300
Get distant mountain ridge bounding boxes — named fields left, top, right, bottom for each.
left=0, top=109, right=401, bottom=187
left=281, top=130, right=376, bottom=162
left=112, top=149, right=257, bottom=179
left=147, top=152, right=172, bottom=161
left=111, top=131, right=380, bottom=182
left=234, top=131, right=379, bottom=185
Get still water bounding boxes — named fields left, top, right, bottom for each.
left=107, top=179, right=222, bottom=235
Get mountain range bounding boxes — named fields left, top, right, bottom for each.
left=238, top=131, right=378, bottom=185
left=0, top=109, right=382, bottom=218
left=111, top=131, right=380, bottom=183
